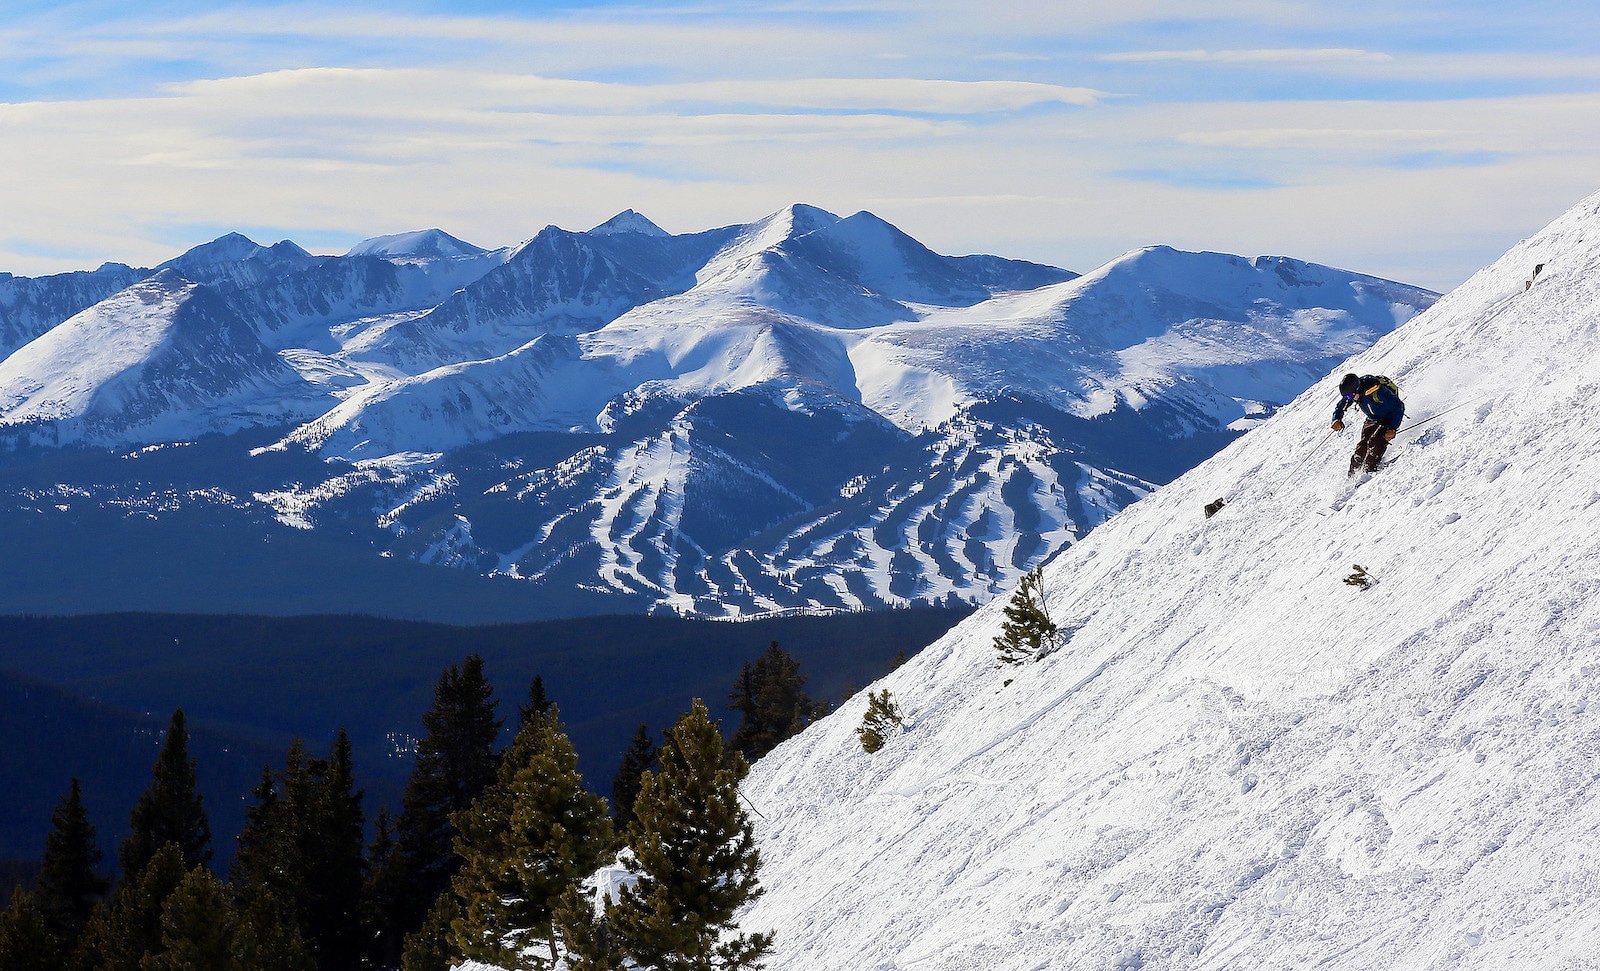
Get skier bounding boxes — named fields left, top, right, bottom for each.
left=1331, top=373, right=1405, bottom=476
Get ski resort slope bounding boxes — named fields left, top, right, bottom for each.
left=739, top=193, right=1600, bottom=970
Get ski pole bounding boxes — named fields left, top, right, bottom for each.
left=1392, top=395, right=1488, bottom=439
left=1268, top=426, right=1338, bottom=497
left=1206, top=424, right=1336, bottom=517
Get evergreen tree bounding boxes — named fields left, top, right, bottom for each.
left=119, top=709, right=212, bottom=877
left=393, top=655, right=503, bottom=948
left=448, top=705, right=615, bottom=970
left=305, top=730, right=367, bottom=971
left=551, top=884, right=620, bottom=971
left=610, top=723, right=657, bottom=833
left=230, top=760, right=292, bottom=906
left=399, top=894, right=460, bottom=971
left=608, top=700, right=772, bottom=970
left=361, top=810, right=408, bottom=970
left=235, top=888, right=314, bottom=971
left=993, top=567, right=1059, bottom=666
left=856, top=690, right=903, bottom=754
left=142, top=865, right=311, bottom=971
left=727, top=642, right=827, bottom=763
left=0, top=887, right=63, bottom=971
left=91, top=842, right=188, bottom=971
left=231, top=733, right=367, bottom=971
left=35, top=778, right=109, bottom=946
left=519, top=674, right=553, bottom=728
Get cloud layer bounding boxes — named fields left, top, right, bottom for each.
left=3, top=0, right=1599, bottom=291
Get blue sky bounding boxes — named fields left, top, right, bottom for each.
left=3, top=0, right=1599, bottom=289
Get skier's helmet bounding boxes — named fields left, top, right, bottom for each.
left=1339, top=373, right=1361, bottom=397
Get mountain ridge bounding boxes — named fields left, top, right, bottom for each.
left=0, top=205, right=1435, bottom=618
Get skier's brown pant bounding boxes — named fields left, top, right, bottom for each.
left=1350, top=420, right=1389, bottom=476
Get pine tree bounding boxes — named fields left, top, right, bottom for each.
left=993, top=567, right=1059, bottom=666
left=120, top=709, right=212, bottom=878
left=610, top=723, right=656, bottom=834
left=361, top=809, right=408, bottom=970
left=399, top=894, right=460, bottom=971
left=35, top=778, right=109, bottom=947
left=306, top=729, right=367, bottom=971
left=0, top=887, right=63, bottom=971
left=230, top=733, right=368, bottom=971
left=608, top=699, right=772, bottom=970
left=551, top=884, right=620, bottom=971
left=393, top=655, right=503, bottom=948
left=230, top=758, right=294, bottom=907
left=92, top=842, right=188, bottom=971
left=856, top=690, right=902, bottom=754
left=137, top=864, right=310, bottom=971
left=235, top=888, right=314, bottom=971
left=449, top=705, right=615, bottom=970
left=519, top=674, right=553, bottom=728
left=728, top=642, right=827, bottom=763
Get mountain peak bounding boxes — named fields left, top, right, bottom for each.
left=346, top=229, right=487, bottom=260
left=163, top=232, right=263, bottom=268
left=779, top=203, right=841, bottom=237
left=588, top=210, right=669, bottom=237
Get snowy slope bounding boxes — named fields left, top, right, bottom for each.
left=736, top=192, right=1600, bottom=967
left=0, top=262, right=148, bottom=359
left=346, top=228, right=488, bottom=259
left=0, top=270, right=323, bottom=444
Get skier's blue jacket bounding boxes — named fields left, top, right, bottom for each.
left=1333, top=376, right=1405, bottom=429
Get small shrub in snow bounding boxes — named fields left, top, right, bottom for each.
left=994, top=567, right=1061, bottom=666
left=1344, top=564, right=1374, bottom=590
left=857, top=690, right=903, bottom=754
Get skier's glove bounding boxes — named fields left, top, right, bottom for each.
left=1331, top=421, right=1344, bottom=431
left=1384, top=428, right=1396, bottom=441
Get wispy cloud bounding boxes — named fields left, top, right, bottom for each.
left=1102, top=48, right=1393, bottom=64
left=1, top=0, right=1598, bottom=293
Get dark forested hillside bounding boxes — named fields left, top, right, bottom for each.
left=0, top=607, right=968, bottom=867
left=0, top=666, right=277, bottom=866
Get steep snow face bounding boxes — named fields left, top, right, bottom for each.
left=738, top=191, right=1600, bottom=968
left=281, top=335, right=622, bottom=458
left=370, top=226, right=673, bottom=368
left=0, top=271, right=322, bottom=444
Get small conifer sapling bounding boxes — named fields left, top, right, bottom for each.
left=857, top=690, right=903, bottom=754
left=993, top=567, right=1061, bottom=666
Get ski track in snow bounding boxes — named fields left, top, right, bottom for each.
left=732, top=192, right=1600, bottom=969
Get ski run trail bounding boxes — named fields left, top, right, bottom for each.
left=730, top=192, right=1600, bottom=969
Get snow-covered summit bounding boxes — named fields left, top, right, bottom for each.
left=587, top=210, right=670, bottom=237
left=739, top=190, right=1600, bottom=968
left=346, top=229, right=488, bottom=260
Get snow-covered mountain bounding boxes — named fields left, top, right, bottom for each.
left=0, top=206, right=1433, bottom=617
left=0, top=270, right=321, bottom=444
left=0, top=261, right=147, bottom=359
left=735, top=190, right=1600, bottom=967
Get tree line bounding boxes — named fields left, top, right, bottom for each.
left=0, top=639, right=845, bottom=971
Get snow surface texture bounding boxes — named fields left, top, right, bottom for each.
left=735, top=191, right=1600, bottom=967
